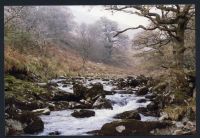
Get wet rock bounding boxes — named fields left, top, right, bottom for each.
left=104, top=90, right=116, bottom=95
left=73, top=83, right=88, bottom=98
left=92, top=97, right=113, bottom=109
left=117, top=78, right=127, bottom=89
left=6, top=97, right=45, bottom=111
left=85, top=83, right=105, bottom=101
left=48, top=131, right=61, bottom=135
left=62, top=84, right=68, bottom=87
left=136, top=107, right=160, bottom=117
left=47, top=81, right=59, bottom=87
left=147, top=102, right=159, bottom=111
left=86, top=130, right=100, bottom=135
left=135, top=86, right=149, bottom=96
left=98, top=119, right=171, bottom=135
left=71, top=109, right=95, bottom=118
left=127, top=77, right=139, bottom=87
left=52, top=91, right=79, bottom=102
left=136, top=99, right=147, bottom=103
left=5, top=119, right=24, bottom=136
left=15, top=111, right=44, bottom=134
left=47, top=102, right=55, bottom=110
left=145, top=94, right=157, bottom=100
left=102, top=78, right=109, bottom=81
left=114, top=90, right=133, bottom=94
left=32, top=108, right=50, bottom=115
left=114, top=110, right=141, bottom=120
left=136, top=75, right=148, bottom=85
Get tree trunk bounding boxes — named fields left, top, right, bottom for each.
left=173, top=39, right=185, bottom=68
left=173, top=21, right=186, bottom=68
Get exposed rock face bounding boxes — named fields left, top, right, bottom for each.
left=114, top=110, right=141, bottom=120
left=71, top=109, right=95, bottom=118
left=92, top=97, right=113, bottom=109
left=98, top=119, right=171, bottom=135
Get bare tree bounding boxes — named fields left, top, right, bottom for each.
left=107, top=5, right=195, bottom=68
left=78, top=23, right=92, bottom=71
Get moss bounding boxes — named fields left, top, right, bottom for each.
left=152, top=81, right=168, bottom=93
left=5, top=75, right=49, bottom=104
left=163, top=105, right=187, bottom=121
left=174, top=90, right=188, bottom=102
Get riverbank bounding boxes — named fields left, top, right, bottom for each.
left=5, top=70, right=196, bottom=136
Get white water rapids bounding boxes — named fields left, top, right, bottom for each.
left=37, top=78, right=158, bottom=136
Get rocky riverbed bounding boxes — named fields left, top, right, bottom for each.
left=5, top=74, right=196, bottom=136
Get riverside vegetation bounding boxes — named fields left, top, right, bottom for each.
left=4, top=5, right=196, bottom=136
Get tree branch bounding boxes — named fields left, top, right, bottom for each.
left=114, top=25, right=158, bottom=37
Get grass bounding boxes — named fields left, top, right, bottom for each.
left=5, top=75, right=50, bottom=103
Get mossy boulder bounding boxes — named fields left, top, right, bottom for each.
left=98, top=119, right=171, bottom=135
left=71, top=109, right=95, bottom=118
left=16, top=111, right=44, bottom=134
left=135, top=86, right=149, bottom=96
left=85, top=83, right=105, bottom=102
left=92, top=97, right=113, bottom=109
left=73, top=83, right=88, bottom=98
left=114, top=110, right=141, bottom=120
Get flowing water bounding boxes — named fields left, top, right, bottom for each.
left=37, top=78, right=158, bottom=136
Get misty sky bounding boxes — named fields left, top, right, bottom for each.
left=68, top=6, right=150, bottom=38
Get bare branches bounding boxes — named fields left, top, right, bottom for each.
left=4, top=6, right=24, bottom=25
left=114, top=25, right=158, bottom=37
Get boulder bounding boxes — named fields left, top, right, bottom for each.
left=5, top=119, right=24, bottom=136
left=135, top=86, right=148, bottom=96
left=147, top=102, right=159, bottom=111
left=5, top=97, right=45, bottom=111
left=98, top=119, right=171, bottom=135
left=127, top=77, right=139, bottom=87
left=52, top=91, right=79, bottom=102
left=85, top=83, right=105, bottom=101
left=117, top=78, right=127, bottom=89
left=71, top=109, right=95, bottom=118
left=32, top=108, right=50, bottom=115
left=16, top=111, right=44, bottom=134
left=114, top=90, right=133, bottom=94
left=136, top=75, right=148, bottom=85
left=73, top=83, right=88, bottom=98
left=136, top=107, right=160, bottom=117
left=145, top=94, right=157, bottom=100
left=48, top=131, right=61, bottom=135
left=114, top=110, right=141, bottom=120
left=136, top=99, right=147, bottom=103
left=47, top=81, right=59, bottom=87
left=92, top=97, right=113, bottom=109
